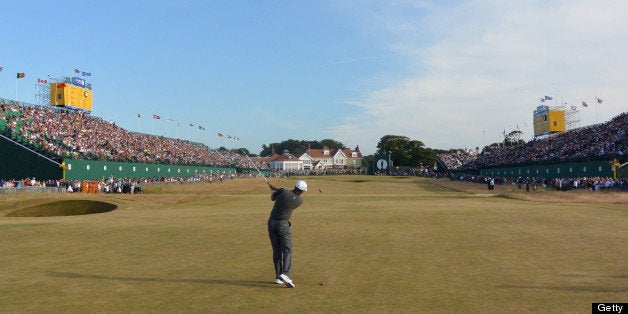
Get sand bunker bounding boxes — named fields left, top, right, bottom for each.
left=7, top=200, right=117, bottom=217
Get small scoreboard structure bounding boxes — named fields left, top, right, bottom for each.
left=49, top=76, right=93, bottom=113
left=533, top=105, right=565, bottom=137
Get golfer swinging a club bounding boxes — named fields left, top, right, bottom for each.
left=267, top=180, right=307, bottom=288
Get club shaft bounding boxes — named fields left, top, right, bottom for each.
left=241, top=149, right=269, bottom=184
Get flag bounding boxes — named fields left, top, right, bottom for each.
left=189, top=123, right=194, bottom=127
left=227, top=135, right=232, bottom=138
left=82, top=71, right=91, bottom=76
left=17, top=72, right=25, bottom=78
left=166, top=117, right=174, bottom=122
left=0, top=66, right=3, bottom=71
left=56, top=83, right=66, bottom=88
left=544, top=96, right=553, bottom=100
left=198, top=125, right=206, bottom=130
left=596, top=97, right=603, bottom=104
left=582, top=101, right=588, bottom=107
left=38, top=78, right=48, bottom=84
left=235, top=137, right=240, bottom=140
left=571, top=105, right=577, bottom=111
left=152, top=114, right=160, bottom=119
left=217, top=133, right=223, bottom=138
left=74, top=69, right=80, bottom=73
left=540, top=98, right=545, bottom=102
left=137, top=113, right=141, bottom=118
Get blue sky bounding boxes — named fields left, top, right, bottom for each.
left=2, top=0, right=627, bottom=156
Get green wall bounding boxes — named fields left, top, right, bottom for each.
left=478, top=160, right=621, bottom=179
left=64, top=159, right=237, bottom=180
left=0, top=135, right=62, bottom=180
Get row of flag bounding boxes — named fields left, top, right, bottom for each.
left=1, top=67, right=92, bottom=79
left=1, top=68, right=28, bottom=79
left=73, top=68, right=91, bottom=76
left=138, top=115, right=242, bottom=141
left=217, top=133, right=239, bottom=140
left=139, top=113, right=217, bottom=133
left=540, top=95, right=553, bottom=102
left=581, top=98, right=603, bottom=107
left=541, top=95, right=604, bottom=108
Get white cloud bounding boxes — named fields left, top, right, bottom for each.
left=335, top=0, right=628, bottom=155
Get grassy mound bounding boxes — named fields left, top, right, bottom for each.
left=6, top=200, right=117, bottom=217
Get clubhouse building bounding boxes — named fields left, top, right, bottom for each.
left=254, top=146, right=363, bottom=171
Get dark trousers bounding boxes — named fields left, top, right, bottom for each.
left=268, top=219, right=292, bottom=277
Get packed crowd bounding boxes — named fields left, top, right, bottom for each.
left=0, top=100, right=259, bottom=168
left=437, top=149, right=478, bottom=170
left=465, top=112, right=627, bottom=168
left=452, top=174, right=628, bottom=192
left=437, top=112, right=627, bottom=170
left=0, top=171, right=252, bottom=194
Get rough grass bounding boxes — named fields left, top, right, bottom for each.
left=430, top=178, right=628, bottom=204
left=0, top=176, right=625, bottom=313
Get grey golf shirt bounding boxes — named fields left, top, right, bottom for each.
left=269, top=188, right=303, bottom=221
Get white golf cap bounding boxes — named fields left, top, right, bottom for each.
left=295, top=180, right=308, bottom=191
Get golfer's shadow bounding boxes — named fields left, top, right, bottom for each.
left=47, top=271, right=275, bottom=288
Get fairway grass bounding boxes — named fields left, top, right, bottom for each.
left=0, top=176, right=625, bottom=313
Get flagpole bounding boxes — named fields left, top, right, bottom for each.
left=595, top=99, right=598, bottom=123
left=137, top=115, right=140, bottom=132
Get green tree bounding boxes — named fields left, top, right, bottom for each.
left=320, top=139, right=344, bottom=150
left=408, top=140, right=435, bottom=168
left=260, top=139, right=345, bottom=157
left=376, top=135, right=435, bottom=167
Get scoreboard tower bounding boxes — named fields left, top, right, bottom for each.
left=533, top=105, right=565, bottom=137
left=49, top=76, right=93, bottom=113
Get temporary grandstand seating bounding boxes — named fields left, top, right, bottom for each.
left=0, top=98, right=262, bottom=180
left=437, top=112, right=627, bottom=178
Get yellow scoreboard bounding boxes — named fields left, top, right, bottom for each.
left=533, top=106, right=565, bottom=136
left=50, top=81, right=93, bottom=112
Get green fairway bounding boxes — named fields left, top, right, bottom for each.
left=0, top=176, right=625, bottom=313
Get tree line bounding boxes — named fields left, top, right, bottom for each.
left=224, top=132, right=524, bottom=169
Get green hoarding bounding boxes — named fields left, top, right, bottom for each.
left=64, top=159, right=236, bottom=180
left=478, top=160, right=618, bottom=179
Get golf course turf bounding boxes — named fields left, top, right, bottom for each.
left=0, top=176, right=625, bottom=312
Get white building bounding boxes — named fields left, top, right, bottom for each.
left=299, top=146, right=363, bottom=170
left=252, top=146, right=363, bottom=172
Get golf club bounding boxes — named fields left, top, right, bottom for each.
left=241, top=149, right=270, bottom=185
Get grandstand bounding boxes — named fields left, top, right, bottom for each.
left=0, top=97, right=258, bottom=180
left=437, top=112, right=628, bottom=179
